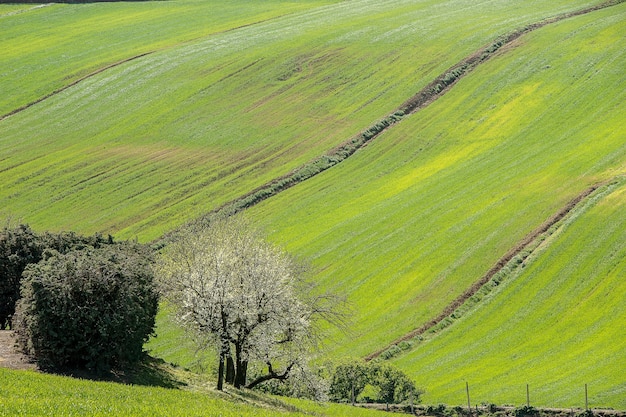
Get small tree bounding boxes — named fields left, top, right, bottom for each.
left=369, top=363, right=421, bottom=409
left=157, top=216, right=328, bottom=390
left=329, top=360, right=422, bottom=407
left=329, top=360, right=370, bottom=404
left=13, top=243, right=158, bottom=372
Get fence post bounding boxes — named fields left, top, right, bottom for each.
left=466, top=382, right=471, bottom=415
left=527, top=384, right=530, bottom=407
left=585, top=384, right=588, bottom=411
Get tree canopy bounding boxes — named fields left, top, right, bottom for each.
left=156, top=216, right=329, bottom=391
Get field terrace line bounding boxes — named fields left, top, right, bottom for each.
left=364, top=177, right=623, bottom=361
left=0, top=12, right=300, bottom=123
left=190, top=0, right=624, bottom=229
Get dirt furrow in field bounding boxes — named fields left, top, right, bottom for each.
left=0, top=14, right=292, bottom=123
left=0, top=52, right=154, bottom=122
left=195, top=0, right=623, bottom=226
left=364, top=178, right=618, bottom=361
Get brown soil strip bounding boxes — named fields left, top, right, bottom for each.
left=0, top=330, right=36, bottom=371
left=364, top=179, right=614, bottom=361
left=187, top=0, right=623, bottom=229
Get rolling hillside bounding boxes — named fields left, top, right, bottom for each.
left=391, top=178, right=626, bottom=407
left=246, top=2, right=626, bottom=406
left=1, top=0, right=624, bottom=411
left=0, top=0, right=609, bottom=240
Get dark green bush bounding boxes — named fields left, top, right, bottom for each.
left=14, top=243, right=158, bottom=372
left=329, top=360, right=370, bottom=402
left=427, top=403, right=449, bottom=416
left=329, top=360, right=422, bottom=405
left=0, top=225, right=116, bottom=329
left=514, top=405, right=539, bottom=417
left=0, top=224, right=43, bottom=329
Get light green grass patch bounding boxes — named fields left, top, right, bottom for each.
left=0, top=0, right=336, bottom=116
left=247, top=1, right=625, bottom=383
left=0, top=0, right=606, bottom=241
left=0, top=367, right=390, bottom=416
left=391, top=179, right=626, bottom=408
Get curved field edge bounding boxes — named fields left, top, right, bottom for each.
left=366, top=176, right=623, bottom=361
left=245, top=3, right=625, bottom=363
left=187, top=0, right=624, bottom=232
left=390, top=178, right=626, bottom=408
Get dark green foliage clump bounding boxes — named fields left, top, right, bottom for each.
left=13, top=242, right=158, bottom=373
left=514, top=405, right=539, bottom=417
left=0, top=224, right=42, bottom=329
left=0, top=224, right=115, bottom=329
left=329, top=359, right=422, bottom=406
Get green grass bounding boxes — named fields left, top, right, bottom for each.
left=0, top=0, right=606, bottom=241
left=391, top=179, right=626, bottom=408
left=0, top=367, right=390, bottom=416
left=1, top=0, right=624, bottom=411
left=244, top=3, right=626, bottom=405
left=0, top=0, right=336, bottom=116
left=144, top=303, right=214, bottom=374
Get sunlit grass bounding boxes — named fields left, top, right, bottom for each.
left=0, top=367, right=391, bottom=416
left=391, top=179, right=626, bottom=408
left=0, top=0, right=604, bottom=241
left=246, top=4, right=626, bottom=406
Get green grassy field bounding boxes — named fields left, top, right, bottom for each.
left=246, top=3, right=626, bottom=405
left=0, top=0, right=336, bottom=117
left=1, top=0, right=624, bottom=412
left=0, top=367, right=389, bottom=416
left=392, top=179, right=626, bottom=408
left=0, top=0, right=606, bottom=241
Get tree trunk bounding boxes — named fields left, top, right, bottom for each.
left=234, top=343, right=247, bottom=388
left=235, top=359, right=247, bottom=388
left=226, top=356, right=235, bottom=385
left=217, top=354, right=224, bottom=391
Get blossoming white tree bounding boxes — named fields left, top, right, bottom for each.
left=157, top=216, right=324, bottom=391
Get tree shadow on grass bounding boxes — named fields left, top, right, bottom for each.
left=45, top=355, right=187, bottom=389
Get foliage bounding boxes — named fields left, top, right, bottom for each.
left=13, top=243, right=158, bottom=372
left=329, top=360, right=370, bottom=403
left=0, top=224, right=42, bottom=329
left=157, top=215, right=316, bottom=390
left=369, top=362, right=421, bottom=405
left=0, top=223, right=115, bottom=330
left=514, top=406, right=539, bottom=417
left=329, top=359, right=421, bottom=406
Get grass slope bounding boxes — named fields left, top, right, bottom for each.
left=391, top=179, right=626, bottom=408
left=0, top=368, right=389, bottom=416
left=0, top=0, right=335, bottom=117
left=245, top=3, right=625, bottom=404
left=0, top=0, right=605, bottom=241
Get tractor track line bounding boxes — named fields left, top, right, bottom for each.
left=364, top=177, right=619, bottom=361
left=190, top=0, right=623, bottom=228
left=0, top=52, right=155, bottom=123
left=0, top=13, right=297, bottom=123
